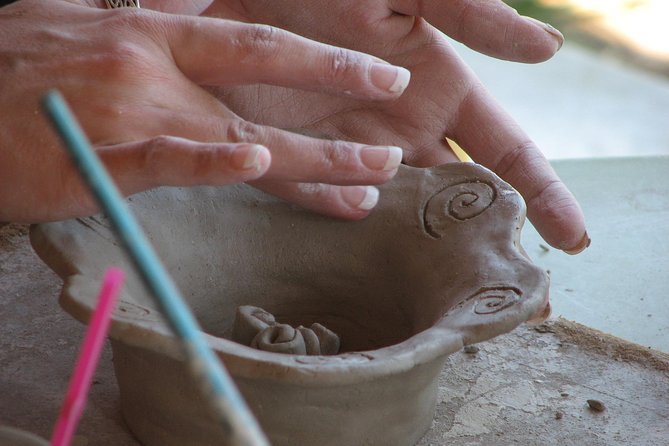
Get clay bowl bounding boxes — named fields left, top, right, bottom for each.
left=0, top=427, right=48, bottom=446
left=31, top=163, right=549, bottom=446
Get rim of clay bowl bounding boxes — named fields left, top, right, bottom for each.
left=0, top=427, right=49, bottom=446
left=30, top=163, right=549, bottom=385
left=32, top=237, right=548, bottom=386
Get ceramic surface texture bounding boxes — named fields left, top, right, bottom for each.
left=0, top=427, right=48, bottom=446
left=31, top=163, right=549, bottom=446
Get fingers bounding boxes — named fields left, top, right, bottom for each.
left=151, top=13, right=411, bottom=98
left=157, top=113, right=404, bottom=186
left=451, top=84, right=587, bottom=252
left=387, top=0, right=563, bottom=63
left=97, top=136, right=271, bottom=194
left=252, top=181, right=381, bottom=219
left=403, top=138, right=460, bottom=167
left=249, top=126, right=404, bottom=184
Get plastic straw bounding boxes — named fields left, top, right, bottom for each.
left=41, top=90, right=268, bottom=446
left=51, top=268, right=124, bottom=446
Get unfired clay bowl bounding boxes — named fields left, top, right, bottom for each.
left=0, top=427, right=48, bottom=446
left=31, top=163, right=549, bottom=446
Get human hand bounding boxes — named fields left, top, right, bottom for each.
left=0, top=0, right=409, bottom=223
left=203, top=0, right=588, bottom=253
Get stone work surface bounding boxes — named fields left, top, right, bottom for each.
left=2, top=225, right=668, bottom=445
left=418, top=320, right=669, bottom=446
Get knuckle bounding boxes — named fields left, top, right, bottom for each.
left=493, top=140, right=543, bottom=183
left=526, top=180, right=575, bottom=239
left=97, top=40, right=149, bottom=79
left=140, top=136, right=217, bottom=183
left=225, top=120, right=260, bottom=143
left=147, top=135, right=173, bottom=151
left=528, top=180, right=567, bottom=217
left=297, top=182, right=330, bottom=197
left=235, top=24, right=281, bottom=60
left=96, top=12, right=157, bottom=77
left=139, top=136, right=172, bottom=177
left=321, top=141, right=356, bottom=171
left=324, top=47, right=360, bottom=85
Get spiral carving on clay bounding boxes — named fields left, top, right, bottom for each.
left=471, top=287, right=521, bottom=315
left=423, top=181, right=496, bottom=238
left=115, top=300, right=153, bottom=321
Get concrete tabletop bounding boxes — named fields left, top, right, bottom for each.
left=521, top=156, right=669, bottom=353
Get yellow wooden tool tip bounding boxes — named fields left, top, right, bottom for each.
left=447, top=138, right=473, bottom=163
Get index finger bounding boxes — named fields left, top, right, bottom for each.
left=452, top=83, right=589, bottom=253
left=135, top=11, right=412, bottom=99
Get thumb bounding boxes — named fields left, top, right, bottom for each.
left=98, top=136, right=271, bottom=195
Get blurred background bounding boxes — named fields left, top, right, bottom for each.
left=513, top=0, right=669, bottom=73
left=454, top=0, right=669, bottom=160
left=463, top=1, right=669, bottom=353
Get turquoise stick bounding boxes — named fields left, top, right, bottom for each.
left=42, top=90, right=269, bottom=446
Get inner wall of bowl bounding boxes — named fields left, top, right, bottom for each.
left=191, top=278, right=419, bottom=353
left=152, top=236, right=456, bottom=353
left=127, top=191, right=448, bottom=353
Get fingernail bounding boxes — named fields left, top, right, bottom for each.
left=342, top=186, right=380, bottom=211
left=563, top=231, right=591, bottom=255
left=370, top=64, right=411, bottom=94
left=231, top=144, right=265, bottom=170
left=544, top=22, right=565, bottom=51
left=525, top=16, right=564, bottom=51
left=360, top=146, right=403, bottom=171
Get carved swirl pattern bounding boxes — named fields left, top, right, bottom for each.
left=423, top=181, right=496, bottom=238
left=115, top=300, right=154, bottom=321
left=471, top=287, right=521, bottom=315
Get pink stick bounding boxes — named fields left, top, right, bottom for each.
left=51, top=268, right=124, bottom=446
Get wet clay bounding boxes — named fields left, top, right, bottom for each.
left=0, top=427, right=48, bottom=446
left=31, top=163, right=549, bottom=446
left=233, top=305, right=341, bottom=355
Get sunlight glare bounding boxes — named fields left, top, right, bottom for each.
left=562, top=0, right=669, bottom=59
